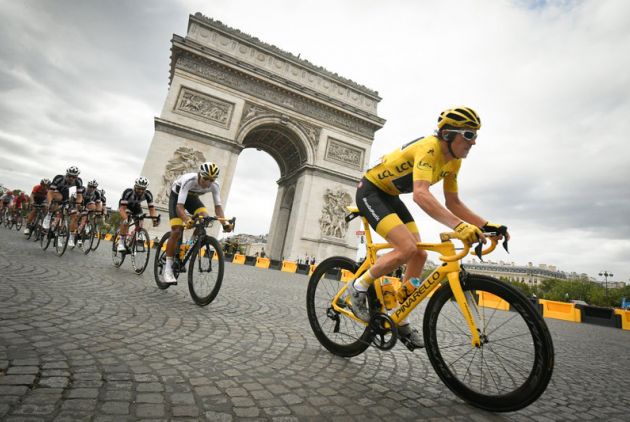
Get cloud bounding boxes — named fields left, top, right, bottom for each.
left=0, top=0, right=628, bottom=282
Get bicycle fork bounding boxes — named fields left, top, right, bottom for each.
left=447, top=272, right=482, bottom=347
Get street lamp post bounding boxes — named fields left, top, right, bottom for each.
left=599, top=270, right=614, bottom=301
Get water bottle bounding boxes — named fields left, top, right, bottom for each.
left=397, top=277, right=422, bottom=302
left=378, top=278, right=399, bottom=310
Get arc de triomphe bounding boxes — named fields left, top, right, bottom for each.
left=140, top=13, right=385, bottom=261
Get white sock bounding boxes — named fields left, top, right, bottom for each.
left=354, top=269, right=375, bottom=292
left=165, top=257, right=173, bottom=270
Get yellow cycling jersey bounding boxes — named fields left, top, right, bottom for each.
left=364, top=135, right=461, bottom=195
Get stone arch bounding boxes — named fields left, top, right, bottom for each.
left=236, top=116, right=314, bottom=177
left=140, top=13, right=385, bottom=262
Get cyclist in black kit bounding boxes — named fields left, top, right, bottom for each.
left=117, top=177, right=160, bottom=252
left=43, top=166, right=84, bottom=247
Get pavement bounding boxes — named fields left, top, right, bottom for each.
left=1, top=228, right=629, bottom=421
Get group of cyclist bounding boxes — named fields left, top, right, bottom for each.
left=3, top=160, right=234, bottom=285
left=3, top=106, right=507, bottom=349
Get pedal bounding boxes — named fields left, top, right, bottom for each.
left=399, top=336, right=424, bottom=351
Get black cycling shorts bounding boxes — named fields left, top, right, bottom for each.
left=356, top=177, right=418, bottom=238
left=168, top=191, right=207, bottom=226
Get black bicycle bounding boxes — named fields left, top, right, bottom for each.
left=26, top=204, right=46, bottom=241
left=40, top=201, right=70, bottom=256
left=76, top=209, right=98, bottom=255
left=153, top=216, right=233, bottom=306
left=112, top=213, right=159, bottom=274
left=90, top=212, right=105, bottom=252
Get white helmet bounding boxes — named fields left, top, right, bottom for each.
left=134, top=177, right=149, bottom=188
left=66, top=166, right=80, bottom=176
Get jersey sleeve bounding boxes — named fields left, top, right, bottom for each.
left=50, top=175, right=64, bottom=191
left=177, top=180, right=192, bottom=204
left=145, top=190, right=155, bottom=208
left=119, top=188, right=133, bottom=206
left=75, top=178, right=85, bottom=194
left=412, top=142, right=439, bottom=184
left=211, top=182, right=222, bottom=207
left=443, top=160, right=461, bottom=193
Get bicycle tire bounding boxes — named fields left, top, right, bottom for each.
left=78, top=225, right=92, bottom=255
left=5, top=213, right=14, bottom=229
left=40, top=226, right=52, bottom=250
left=306, top=256, right=372, bottom=357
left=26, top=213, right=38, bottom=240
left=111, top=230, right=126, bottom=267
left=131, top=228, right=151, bottom=274
left=90, top=223, right=102, bottom=251
left=423, top=274, right=554, bottom=412
left=153, top=231, right=171, bottom=289
left=31, top=212, right=45, bottom=242
left=15, top=214, right=23, bottom=231
left=187, top=236, right=224, bottom=306
left=54, top=218, right=69, bottom=257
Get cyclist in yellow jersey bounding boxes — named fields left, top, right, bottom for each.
left=348, top=106, right=510, bottom=348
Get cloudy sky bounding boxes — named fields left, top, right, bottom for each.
left=1, top=0, right=628, bottom=282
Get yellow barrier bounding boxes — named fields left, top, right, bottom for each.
left=281, top=261, right=298, bottom=273
left=105, top=233, right=112, bottom=241
left=309, top=264, right=316, bottom=276
left=232, top=254, right=246, bottom=265
left=539, top=299, right=581, bottom=322
left=478, top=291, right=510, bottom=311
left=340, top=269, right=354, bottom=282
left=614, top=309, right=630, bottom=330
left=256, top=257, right=271, bottom=269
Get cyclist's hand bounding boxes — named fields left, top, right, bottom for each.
left=454, top=221, right=484, bottom=244
left=482, top=222, right=510, bottom=241
left=222, top=223, right=233, bottom=233
left=184, top=219, right=195, bottom=230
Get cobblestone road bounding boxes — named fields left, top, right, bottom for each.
left=1, top=229, right=629, bottom=421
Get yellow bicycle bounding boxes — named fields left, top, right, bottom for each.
left=306, top=207, right=554, bottom=412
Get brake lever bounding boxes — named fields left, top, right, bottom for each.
left=503, top=239, right=509, bottom=253
left=474, top=241, right=484, bottom=261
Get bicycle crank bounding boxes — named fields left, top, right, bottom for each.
left=369, top=313, right=398, bottom=350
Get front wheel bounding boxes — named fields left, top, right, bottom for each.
left=131, top=229, right=151, bottom=274
left=78, top=224, right=93, bottom=255
left=111, top=230, right=126, bottom=267
left=306, top=256, right=372, bottom=357
left=54, top=218, right=69, bottom=257
left=14, top=213, right=23, bottom=231
left=153, top=231, right=172, bottom=290
left=188, top=236, right=224, bottom=306
left=423, top=274, right=554, bottom=412
left=90, top=223, right=102, bottom=251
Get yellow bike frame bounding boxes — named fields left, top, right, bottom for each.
left=331, top=207, right=498, bottom=348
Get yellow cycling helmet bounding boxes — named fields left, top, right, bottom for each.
left=437, top=107, right=481, bottom=130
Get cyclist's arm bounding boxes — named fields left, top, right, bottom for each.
left=413, top=180, right=462, bottom=229
left=143, top=190, right=159, bottom=225
left=443, top=191, right=486, bottom=228
left=214, top=205, right=225, bottom=220
left=214, top=204, right=233, bottom=232
left=175, top=185, right=191, bottom=225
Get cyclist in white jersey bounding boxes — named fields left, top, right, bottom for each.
left=163, top=162, right=233, bottom=283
